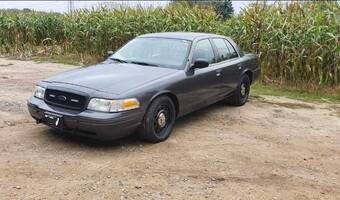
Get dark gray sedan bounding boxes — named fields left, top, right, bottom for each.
left=27, top=32, right=260, bottom=143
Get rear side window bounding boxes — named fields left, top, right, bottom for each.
left=212, top=38, right=239, bottom=62
left=212, top=38, right=231, bottom=62
left=225, top=40, right=239, bottom=59
left=193, top=39, right=215, bottom=64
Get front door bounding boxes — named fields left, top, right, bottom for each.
left=178, top=39, right=221, bottom=114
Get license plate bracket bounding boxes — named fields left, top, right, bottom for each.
left=44, top=112, right=63, bottom=129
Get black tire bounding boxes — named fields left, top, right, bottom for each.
left=138, top=96, right=176, bottom=143
left=227, top=74, right=250, bottom=106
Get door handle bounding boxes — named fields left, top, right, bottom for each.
left=216, top=70, right=222, bottom=77
left=215, top=69, right=222, bottom=77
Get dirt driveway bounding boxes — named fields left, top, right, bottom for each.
left=0, top=58, right=340, bottom=200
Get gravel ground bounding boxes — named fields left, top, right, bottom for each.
left=0, top=58, right=340, bottom=200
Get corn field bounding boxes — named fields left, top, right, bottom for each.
left=0, top=2, right=339, bottom=86
left=218, top=2, right=340, bottom=86
left=0, top=4, right=218, bottom=56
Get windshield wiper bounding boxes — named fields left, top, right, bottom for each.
left=110, top=58, right=158, bottom=67
left=130, top=61, right=159, bottom=67
left=110, top=57, right=128, bottom=63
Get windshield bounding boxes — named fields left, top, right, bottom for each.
left=110, top=37, right=191, bottom=69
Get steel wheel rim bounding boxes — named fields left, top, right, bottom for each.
left=240, top=81, right=249, bottom=100
left=153, top=105, right=170, bottom=136
left=241, top=83, right=246, bottom=96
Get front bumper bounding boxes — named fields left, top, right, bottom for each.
left=27, top=97, right=143, bottom=140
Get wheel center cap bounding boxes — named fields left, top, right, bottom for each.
left=241, top=84, right=246, bottom=96
left=157, top=112, right=166, bottom=128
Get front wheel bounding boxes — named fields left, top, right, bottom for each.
left=226, top=74, right=250, bottom=106
left=138, top=96, right=176, bottom=143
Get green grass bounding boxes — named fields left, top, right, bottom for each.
left=251, top=82, right=340, bottom=104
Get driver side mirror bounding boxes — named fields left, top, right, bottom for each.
left=103, top=51, right=115, bottom=59
left=106, top=50, right=114, bottom=59
left=192, top=59, right=209, bottom=69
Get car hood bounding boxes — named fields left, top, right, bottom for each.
left=44, top=62, right=178, bottom=94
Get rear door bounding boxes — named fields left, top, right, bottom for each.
left=210, top=38, right=242, bottom=96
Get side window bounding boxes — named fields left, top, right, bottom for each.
left=224, top=40, right=238, bottom=59
left=193, top=39, right=215, bottom=64
left=212, top=38, right=231, bottom=62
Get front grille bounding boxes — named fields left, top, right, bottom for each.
left=44, top=89, right=87, bottom=110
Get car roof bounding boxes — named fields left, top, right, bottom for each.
left=138, top=32, right=226, bottom=41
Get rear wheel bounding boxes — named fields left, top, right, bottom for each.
left=138, top=96, right=176, bottom=143
left=226, top=74, right=250, bottom=106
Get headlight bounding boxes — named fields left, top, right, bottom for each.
left=33, top=86, right=45, bottom=99
left=87, top=98, right=140, bottom=112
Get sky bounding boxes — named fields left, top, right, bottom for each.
left=0, top=1, right=253, bottom=14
